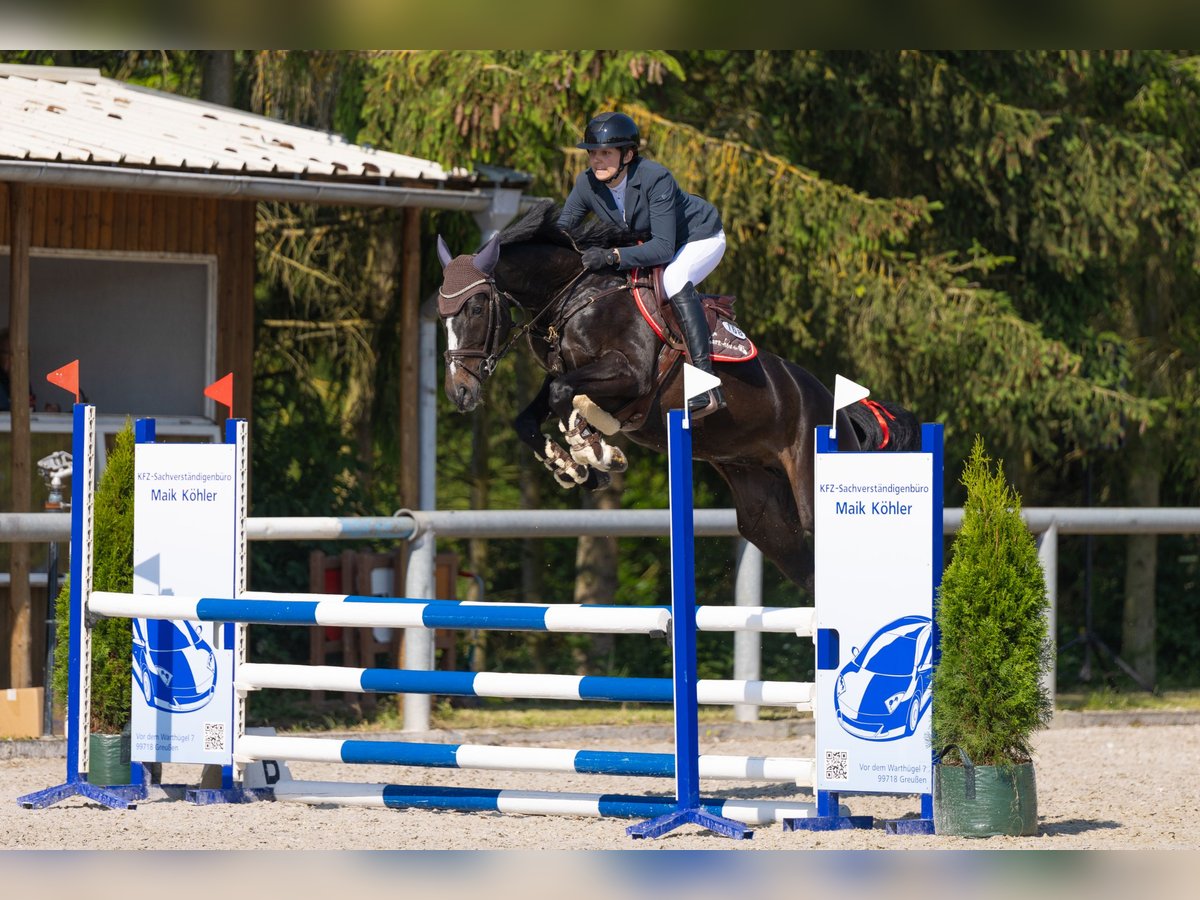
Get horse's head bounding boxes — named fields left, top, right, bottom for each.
left=436, top=232, right=513, bottom=412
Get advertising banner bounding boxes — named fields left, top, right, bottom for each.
left=813, top=444, right=936, bottom=794
left=131, top=442, right=236, bottom=765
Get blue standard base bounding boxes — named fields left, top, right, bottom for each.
left=627, top=807, right=753, bottom=841
left=17, top=780, right=147, bottom=810
left=884, top=817, right=935, bottom=835
left=782, top=815, right=874, bottom=832
left=186, top=787, right=275, bottom=805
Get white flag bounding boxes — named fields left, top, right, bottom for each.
left=831, top=374, right=870, bottom=439
left=683, top=363, right=722, bottom=406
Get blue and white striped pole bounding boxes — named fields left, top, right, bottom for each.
left=230, top=663, right=813, bottom=706
left=238, top=734, right=815, bottom=783
left=272, top=780, right=824, bottom=825
left=88, top=592, right=673, bottom=635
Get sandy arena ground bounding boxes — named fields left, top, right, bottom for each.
left=3, top=712, right=1198, bottom=852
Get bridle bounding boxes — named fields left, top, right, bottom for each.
left=439, top=263, right=617, bottom=386
left=438, top=272, right=515, bottom=384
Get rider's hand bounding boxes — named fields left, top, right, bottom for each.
left=581, top=247, right=619, bottom=270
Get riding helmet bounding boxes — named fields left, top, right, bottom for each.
left=577, top=112, right=640, bottom=150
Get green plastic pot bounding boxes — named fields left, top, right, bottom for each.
left=88, top=730, right=132, bottom=786
left=933, top=746, right=1038, bottom=837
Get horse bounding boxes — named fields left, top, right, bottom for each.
left=436, top=200, right=919, bottom=591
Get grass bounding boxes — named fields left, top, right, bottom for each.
left=267, top=697, right=811, bottom=735
left=1054, top=687, right=1200, bottom=712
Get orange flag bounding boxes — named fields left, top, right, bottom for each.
left=46, top=359, right=81, bottom=403
left=204, top=372, right=234, bottom=415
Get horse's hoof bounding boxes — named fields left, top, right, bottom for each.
left=539, top=439, right=590, bottom=488
left=552, top=470, right=581, bottom=490
left=545, top=457, right=589, bottom=487
left=542, top=456, right=586, bottom=489
left=585, top=469, right=612, bottom=492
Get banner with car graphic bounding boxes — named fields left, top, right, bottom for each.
left=813, top=430, right=941, bottom=795
left=131, top=441, right=237, bottom=765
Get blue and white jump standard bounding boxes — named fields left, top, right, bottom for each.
left=782, top=419, right=944, bottom=835
left=625, top=408, right=752, bottom=840
left=16, top=404, right=148, bottom=810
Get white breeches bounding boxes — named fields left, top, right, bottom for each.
left=662, top=230, right=727, bottom=297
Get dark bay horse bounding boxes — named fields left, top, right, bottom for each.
left=437, top=200, right=918, bottom=590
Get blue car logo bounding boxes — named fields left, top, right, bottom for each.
left=132, top=618, right=217, bottom=713
left=834, top=615, right=932, bottom=742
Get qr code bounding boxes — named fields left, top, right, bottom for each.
left=204, top=722, right=226, bottom=752
left=823, top=749, right=849, bottom=782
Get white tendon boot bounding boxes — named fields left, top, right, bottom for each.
left=561, top=410, right=628, bottom=472
left=535, top=438, right=589, bottom=488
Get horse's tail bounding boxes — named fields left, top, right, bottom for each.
left=846, top=398, right=921, bottom=451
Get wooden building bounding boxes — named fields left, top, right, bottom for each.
left=0, top=63, right=526, bottom=698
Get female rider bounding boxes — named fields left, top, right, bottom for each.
left=557, top=112, right=727, bottom=417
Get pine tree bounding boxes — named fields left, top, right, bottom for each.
left=932, top=437, right=1053, bottom=765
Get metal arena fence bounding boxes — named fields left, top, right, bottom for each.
left=4, top=506, right=1200, bottom=729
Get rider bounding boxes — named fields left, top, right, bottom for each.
left=558, top=111, right=727, bottom=418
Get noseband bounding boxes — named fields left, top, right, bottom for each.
left=438, top=272, right=514, bottom=384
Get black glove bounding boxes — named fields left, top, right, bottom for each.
left=581, top=247, right=619, bottom=270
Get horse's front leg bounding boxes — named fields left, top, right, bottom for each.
left=515, top=375, right=606, bottom=490
left=546, top=354, right=646, bottom=473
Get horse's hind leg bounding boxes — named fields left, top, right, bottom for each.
left=712, top=463, right=815, bottom=593
left=777, top=442, right=817, bottom=536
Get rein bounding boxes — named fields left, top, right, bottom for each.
left=522, top=275, right=627, bottom=350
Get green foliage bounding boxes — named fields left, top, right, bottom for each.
left=359, top=51, right=684, bottom=194
left=51, top=421, right=136, bottom=734
left=660, top=53, right=1186, bottom=487
left=932, top=437, right=1053, bottom=765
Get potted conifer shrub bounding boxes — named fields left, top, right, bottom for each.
left=931, top=436, right=1053, bottom=836
left=51, top=420, right=136, bottom=785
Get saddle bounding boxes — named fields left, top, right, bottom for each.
left=629, top=267, right=758, bottom=364
left=612, top=267, right=758, bottom=432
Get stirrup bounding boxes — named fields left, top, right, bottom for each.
left=687, top=386, right=726, bottom=420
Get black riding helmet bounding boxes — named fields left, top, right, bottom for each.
left=577, top=112, right=640, bottom=151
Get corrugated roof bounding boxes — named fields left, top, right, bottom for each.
left=0, top=64, right=452, bottom=184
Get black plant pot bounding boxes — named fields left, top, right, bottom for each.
left=933, top=748, right=1038, bottom=837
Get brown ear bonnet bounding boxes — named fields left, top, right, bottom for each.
left=437, top=256, right=491, bottom=317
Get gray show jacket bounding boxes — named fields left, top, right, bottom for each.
left=557, top=157, right=722, bottom=270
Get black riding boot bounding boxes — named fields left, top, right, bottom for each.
left=668, top=281, right=727, bottom=418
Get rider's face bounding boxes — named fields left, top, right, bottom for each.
left=588, top=147, right=632, bottom=183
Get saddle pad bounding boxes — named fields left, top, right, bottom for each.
left=630, top=272, right=758, bottom=363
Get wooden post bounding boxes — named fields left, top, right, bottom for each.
left=215, top=200, right=256, bottom=424
left=7, top=182, right=33, bottom=688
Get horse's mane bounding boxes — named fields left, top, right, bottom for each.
left=499, top=198, right=641, bottom=252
